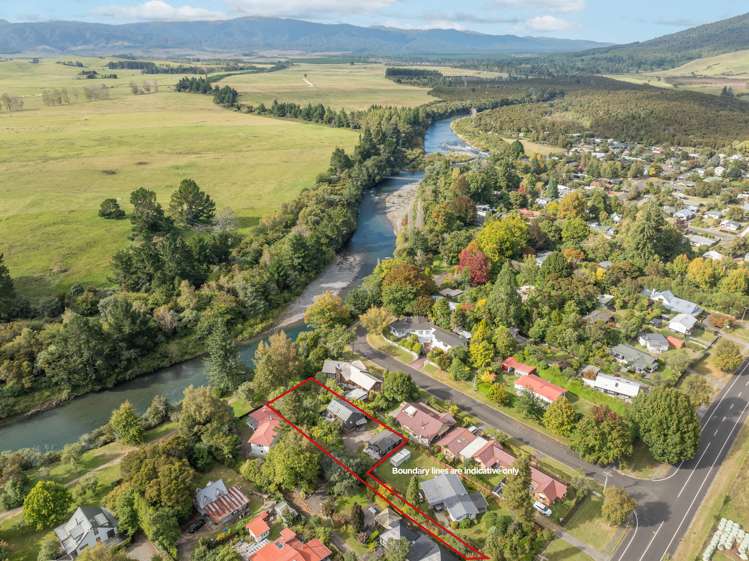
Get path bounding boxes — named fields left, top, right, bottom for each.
left=538, top=517, right=610, bottom=561
left=354, top=326, right=749, bottom=561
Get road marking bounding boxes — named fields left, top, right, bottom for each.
left=638, top=522, right=664, bottom=561
left=660, top=400, right=749, bottom=559
left=722, top=416, right=726, bottom=422
left=714, top=427, right=719, bottom=436
left=729, top=402, right=734, bottom=411
left=740, top=391, right=744, bottom=398
left=677, top=442, right=712, bottom=498
left=615, top=510, right=639, bottom=561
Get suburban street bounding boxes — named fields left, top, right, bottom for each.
left=353, top=327, right=749, bottom=561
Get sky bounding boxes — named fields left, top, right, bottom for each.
left=1, top=0, right=747, bottom=44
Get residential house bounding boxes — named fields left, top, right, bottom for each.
left=514, top=374, right=566, bottom=405
left=378, top=514, right=456, bottom=561
left=325, top=398, right=366, bottom=431
left=611, top=344, right=658, bottom=374
left=642, top=289, right=702, bottom=316
left=54, top=506, right=118, bottom=559
left=674, top=208, right=696, bottom=221
left=686, top=234, right=718, bottom=248
left=246, top=406, right=281, bottom=457
left=251, top=528, right=332, bottom=561
left=703, top=250, right=726, bottom=261
left=704, top=209, right=723, bottom=221
left=389, top=317, right=468, bottom=352
left=501, top=357, right=537, bottom=376
left=583, top=372, right=643, bottom=400
left=246, top=511, right=271, bottom=543
left=638, top=332, right=670, bottom=354
left=394, top=402, right=456, bottom=446
left=436, top=427, right=488, bottom=463
left=420, top=474, right=487, bottom=522
left=365, top=431, right=402, bottom=459
left=583, top=308, right=615, bottom=325
left=721, top=219, right=741, bottom=232
left=322, top=359, right=382, bottom=400
left=669, top=313, right=698, bottom=335
left=195, top=480, right=250, bottom=526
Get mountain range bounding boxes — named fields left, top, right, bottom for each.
left=0, top=17, right=608, bottom=56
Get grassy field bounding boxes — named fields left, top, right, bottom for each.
left=543, top=538, right=596, bottom=561
left=218, top=62, right=435, bottom=110
left=608, top=50, right=749, bottom=98
left=0, top=63, right=357, bottom=298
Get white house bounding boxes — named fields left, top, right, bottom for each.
left=703, top=250, right=726, bottom=261
left=583, top=372, right=643, bottom=400
left=389, top=317, right=467, bottom=352
left=720, top=220, right=741, bottom=233
left=638, top=332, right=670, bottom=354
left=54, top=506, right=119, bottom=559
left=669, top=313, right=698, bottom=335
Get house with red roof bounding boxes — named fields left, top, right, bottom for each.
left=513, top=374, right=566, bottom=405
left=667, top=335, right=685, bottom=349
left=247, top=406, right=281, bottom=457
left=394, top=402, right=456, bottom=446
left=436, top=427, right=479, bottom=461
left=246, top=511, right=270, bottom=543
left=195, top=480, right=250, bottom=526
left=501, top=357, right=537, bottom=376
left=250, top=528, right=332, bottom=561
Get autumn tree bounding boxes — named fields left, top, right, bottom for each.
left=304, top=291, right=351, bottom=329
left=543, top=396, right=578, bottom=437
left=602, top=487, right=636, bottom=527
left=381, top=262, right=435, bottom=315
left=712, top=339, right=743, bottom=373
left=109, top=400, right=144, bottom=445
left=360, top=306, right=395, bottom=335
left=458, top=242, right=490, bottom=285
left=475, top=213, right=529, bottom=264
left=251, top=331, right=304, bottom=401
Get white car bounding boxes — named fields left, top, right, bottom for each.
left=533, top=501, right=552, bottom=517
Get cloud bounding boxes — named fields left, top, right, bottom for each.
left=94, top=1, right=225, bottom=21
left=494, top=0, right=584, bottom=13
left=526, top=14, right=573, bottom=32
left=226, top=0, right=396, bottom=18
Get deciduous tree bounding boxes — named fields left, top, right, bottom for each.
left=23, top=481, right=72, bottom=530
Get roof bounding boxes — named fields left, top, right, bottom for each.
left=667, top=335, right=685, bottom=348
left=594, top=373, right=643, bottom=399
left=54, top=506, right=117, bottom=556
left=196, top=481, right=250, bottom=524
left=439, top=288, right=464, bottom=299
left=326, top=398, right=363, bottom=423
left=394, top=402, right=455, bottom=441
left=437, top=427, right=477, bottom=457
left=531, top=467, right=568, bottom=503
left=251, top=528, right=332, bottom=561
left=375, top=508, right=402, bottom=530
left=369, top=431, right=402, bottom=453
left=501, top=357, right=536, bottom=376
left=246, top=512, right=270, bottom=538
left=321, top=359, right=380, bottom=391
left=345, top=387, right=368, bottom=402
left=420, top=474, right=479, bottom=520
left=472, top=441, right=516, bottom=469
left=514, top=374, right=566, bottom=402
left=389, top=316, right=467, bottom=349
left=611, top=344, right=657, bottom=371
left=248, top=406, right=281, bottom=448
left=459, top=436, right=489, bottom=460
left=643, top=289, right=702, bottom=315
left=669, top=313, right=698, bottom=331
left=583, top=308, right=615, bottom=324
left=639, top=332, right=669, bottom=347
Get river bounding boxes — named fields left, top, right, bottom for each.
left=0, top=116, right=475, bottom=452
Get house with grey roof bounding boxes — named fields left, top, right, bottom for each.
left=420, top=474, right=486, bottom=522
left=322, top=359, right=382, bottom=400
left=583, top=372, right=643, bottom=400
left=638, top=332, right=669, bottom=354
left=54, top=506, right=119, bottom=559
left=325, top=398, right=366, bottom=431
left=642, top=289, right=702, bottom=316
left=365, top=431, right=402, bottom=459
left=389, top=317, right=468, bottom=352
left=378, top=510, right=457, bottom=561
left=611, top=344, right=658, bottom=374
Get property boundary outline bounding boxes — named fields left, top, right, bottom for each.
left=265, top=376, right=490, bottom=561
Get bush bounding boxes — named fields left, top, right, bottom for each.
left=98, top=198, right=125, bottom=219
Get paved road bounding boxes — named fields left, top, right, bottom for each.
left=354, top=328, right=749, bottom=561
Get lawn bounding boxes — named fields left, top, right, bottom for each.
left=564, top=494, right=624, bottom=556
left=543, top=538, right=596, bottom=561
left=218, top=63, right=435, bottom=110
left=0, top=84, right=356, bottom=299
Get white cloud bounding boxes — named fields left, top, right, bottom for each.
left=227, top=0, right=396, bottom=18
left=94, top=1, right=225, bottom=22
left=494, top=0, right=584, bottom=13
left=526, top=14, right=573, bottom=32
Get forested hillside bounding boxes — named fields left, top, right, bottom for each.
left=442, top=77, right=749, bottom=148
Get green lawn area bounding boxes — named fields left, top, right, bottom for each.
left=0, top=60, right=357, bottom=299
left=218, top=63, right=434, bottom=110
left=564, top=494, right=624, bottom=556
left=368, top=333, right=417, bottom=364
left=543, top=538, right=596, bottom=561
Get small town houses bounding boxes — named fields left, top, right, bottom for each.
left=389, top=316, right=469, bottom=352
left=54, top=506, right=120, bottom=559
left=394, top=401, right=457, bottom=446
left=195, top=480, right=251, bottom=526
left=246, top=405, right=281, bottom=458
left=420, top=473, right=487, bottom=522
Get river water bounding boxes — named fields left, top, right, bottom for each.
left=0, top=116, right=474, bottom=452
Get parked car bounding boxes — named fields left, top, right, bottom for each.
left=186, top=518, right=206, bottom=533
left=492, top=482, right=505, bottom=497
left=533, top=501, right=552, bottom=517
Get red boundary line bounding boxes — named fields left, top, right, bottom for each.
left=266, top=376, right=490, bottom=561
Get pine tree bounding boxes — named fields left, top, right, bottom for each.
left=169, top=179, right=216, bottom=226
left=503, top=454, right=534, bottom=523
left=206, top=320, right=246, bottom=394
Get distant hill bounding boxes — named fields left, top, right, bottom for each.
left=0, top=17, right=608, bottom=56
left=567, top=12, right=749, bottom=73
